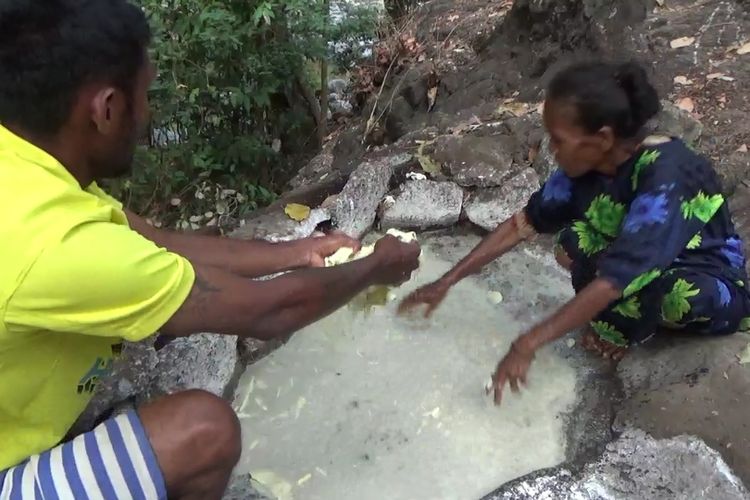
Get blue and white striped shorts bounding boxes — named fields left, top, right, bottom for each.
left=0, top=410, right=166, bottom=499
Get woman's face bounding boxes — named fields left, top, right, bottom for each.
left=543, top=99, right=612, bottom=178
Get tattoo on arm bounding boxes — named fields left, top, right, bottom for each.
left=182, top=267, right=222, bottom=320
left=194, top=268, right=221, bottom=292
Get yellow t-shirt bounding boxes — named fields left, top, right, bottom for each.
left=0, top=125, right=195, bottom=470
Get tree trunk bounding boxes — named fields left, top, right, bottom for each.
left=318, top=0, right=331, bottom=146
left=384, top=0, right=417, bottom=21
left=319, top=58, right=329, bottom=145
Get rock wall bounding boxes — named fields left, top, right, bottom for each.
left=488, top=430, right=749, bottom=499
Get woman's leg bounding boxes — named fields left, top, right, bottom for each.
left=657, top=268, right=750, bottom=335
left=587, top=267, right=750, bottom=362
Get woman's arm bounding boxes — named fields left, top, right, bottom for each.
left=399, top=212, right=534, bottom=316
left=488, top=277, right=622, bottom=404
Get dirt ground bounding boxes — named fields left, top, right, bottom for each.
left=339, top=0, right=749, bottom=194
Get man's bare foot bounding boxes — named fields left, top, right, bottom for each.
left=580, top=328, right=628, bottom=362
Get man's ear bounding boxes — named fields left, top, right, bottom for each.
left=90, top=87, right=118, bottom=134
left=596, top=125, right=616, bottom=152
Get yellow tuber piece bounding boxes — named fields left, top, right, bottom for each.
left=324, top=229, right=418, bottom=267
left=324, top=229, right=420, bottom=313
left=284, top=203, right=311, bottom=222
left=251, top=470, right=294, bottom=500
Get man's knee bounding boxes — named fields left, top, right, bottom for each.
left=554, top=245, right=573, bottom=271
left=178, top=389, right=242, bottom=467
left=140, top=389, right=242, bottom=475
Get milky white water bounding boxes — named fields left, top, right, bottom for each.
left=232, top=237, right=578, bottom=500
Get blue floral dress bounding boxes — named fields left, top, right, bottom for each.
left=525, top=138, right=750, bottom=346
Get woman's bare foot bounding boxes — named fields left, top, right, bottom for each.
left=580, top=328, right=628, bottom=362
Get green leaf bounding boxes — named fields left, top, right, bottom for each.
left=680, top=192, right=724, bottom=223
left=661, top=278, right=700, bottom=323
left=573, top=221, right=608, bottom=256
left=631, top=149, right=661, bottom=190
left=686, top=233, right=702, bottom=250
left=591, top=321, right=628, bottom=347
left=613, top=296, right=642, bottom=319
left=416, top=140, right=441, bottom=176
left=585, top=194, right=626, bottom=237
left=740, top=317, right=750, bottom=331
left=623, top=269, right=662, bottom=298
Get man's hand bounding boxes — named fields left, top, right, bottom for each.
left=300, top=232, right=361, bottom=268
left=397, top=279, right=450, bottom=317
left=371, top=235, right=421, bottom=286
left=487, top=340, right=536, bottom=406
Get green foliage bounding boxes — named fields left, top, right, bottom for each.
left=110, top=0, right=378, bottom=227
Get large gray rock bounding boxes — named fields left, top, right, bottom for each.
left=330, top=154, right=412, bottom=238
left=328, top=78, right=349, bottom=95
left=488, top=430, right=749, bottom=499
left=289, top=148, right=335, bottom=189
left=150, top=333, right=240, bottom=399
left=532, top=135, right=556, bottom=182
left=432, top=135, right=521, bottom=188
left=330, top=96, right=353, bottom=116
left=72, top=334, right=241, bottom=435
left=223, top=473, right=269, bottom=500
left=68, top=339, right=159, bottom=436
left=614, top=334, right=750, bottom=485
left=464, top=168, right=540, bottom=231
left=230, top=206, right=331, bottom=243
left=380, top=180, right=464, bottom=230
left=649, top=100, right=703, bottom=146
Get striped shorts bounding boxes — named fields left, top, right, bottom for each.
left=0, top=410, right=166, bottom=499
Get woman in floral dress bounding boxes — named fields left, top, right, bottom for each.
left=399, top=61, right=750, bottom=405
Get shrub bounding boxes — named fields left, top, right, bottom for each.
left=109, top=0, right=378, bottom=229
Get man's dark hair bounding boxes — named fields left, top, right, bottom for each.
left=0, top=0, right=151, bottom=136
left=547, top=61, right=661, bottom=139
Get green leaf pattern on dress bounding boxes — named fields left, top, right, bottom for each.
left=686, top=233, right=702, bottom=250
left=613, top=296, right=642, bottom=319
left=661, top=278, right=700, bottom=323
left=573, top=221, right=608, bottom=256
left=591, top=321, right=628, bottom=346
left=680, top=192, right=724, bottom=223
left=623, top=269, right=662, bottom=298
left=585, top=194, right=626, bottom=237
left=631, top=149, right=661, bottom=190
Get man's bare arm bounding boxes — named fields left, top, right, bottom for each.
left=160, top=236, right=420, bottom=340
left=125, top=209, right=358, bottom=278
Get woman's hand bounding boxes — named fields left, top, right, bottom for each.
left=487, top=340, right=536, bottom=406
left=397, top=279, right=451, bottom=317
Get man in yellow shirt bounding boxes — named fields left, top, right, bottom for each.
left=0, top=1, right=420, bottom=498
